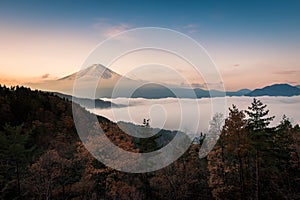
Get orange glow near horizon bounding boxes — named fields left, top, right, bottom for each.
left=0, top=25, right=299, bottom=91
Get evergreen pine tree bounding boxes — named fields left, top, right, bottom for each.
left=245, top=98, right=275, bottom=199
left=0, top=124, right=34, bottom=198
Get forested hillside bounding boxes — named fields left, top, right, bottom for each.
left=0, top=85, right=299, bottom=199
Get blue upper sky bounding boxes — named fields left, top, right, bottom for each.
left=2, top=0, right=300, bottom=35
left=0, top=0, right=299, bottom=89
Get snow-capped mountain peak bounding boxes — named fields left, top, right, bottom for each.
left=59, top=64, right=120, bottom=81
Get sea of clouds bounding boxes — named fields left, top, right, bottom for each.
left=91, top=96, right=300, bottom=135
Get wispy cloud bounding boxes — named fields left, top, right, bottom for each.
left=24, top=74, right=58, bottom=84
left=180, top=82, right=206, bottom=89
left=184, top=24, right=198, bottom=28
left=183, top=23, right=199, bottom=34
left=93, top=18, right=132, bottom=38
left=191, top=83, right=206, bottom=88
left=41, top=73, right=50, bottom=79
left=273, top=70, right=300, bottom=75
left=180, top=81, right=224, bottom=90
left=0, top=73, right=57, bottom=86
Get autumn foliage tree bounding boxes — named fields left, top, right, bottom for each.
left=0, top=86, right=300, bottom=199
left=208, top=105, right=250, bottom=200
left=0, top=124, right=34, bottom=198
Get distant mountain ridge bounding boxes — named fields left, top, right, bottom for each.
left=52, top=92, right=122, bottom=109
left=246, top=84, right=300, bottom=97
left=130, top=83, right=300, bottom=98
left=226, top=89, right=252, bottom=96
left=27, top=64, right=300, bottom=98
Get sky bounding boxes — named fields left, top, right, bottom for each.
left=0, top=0, right=300, bottom=90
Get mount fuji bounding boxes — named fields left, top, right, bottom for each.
left=59, top=64, right=119, bottom=81
left=26, top=64, right=142, bottom=98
